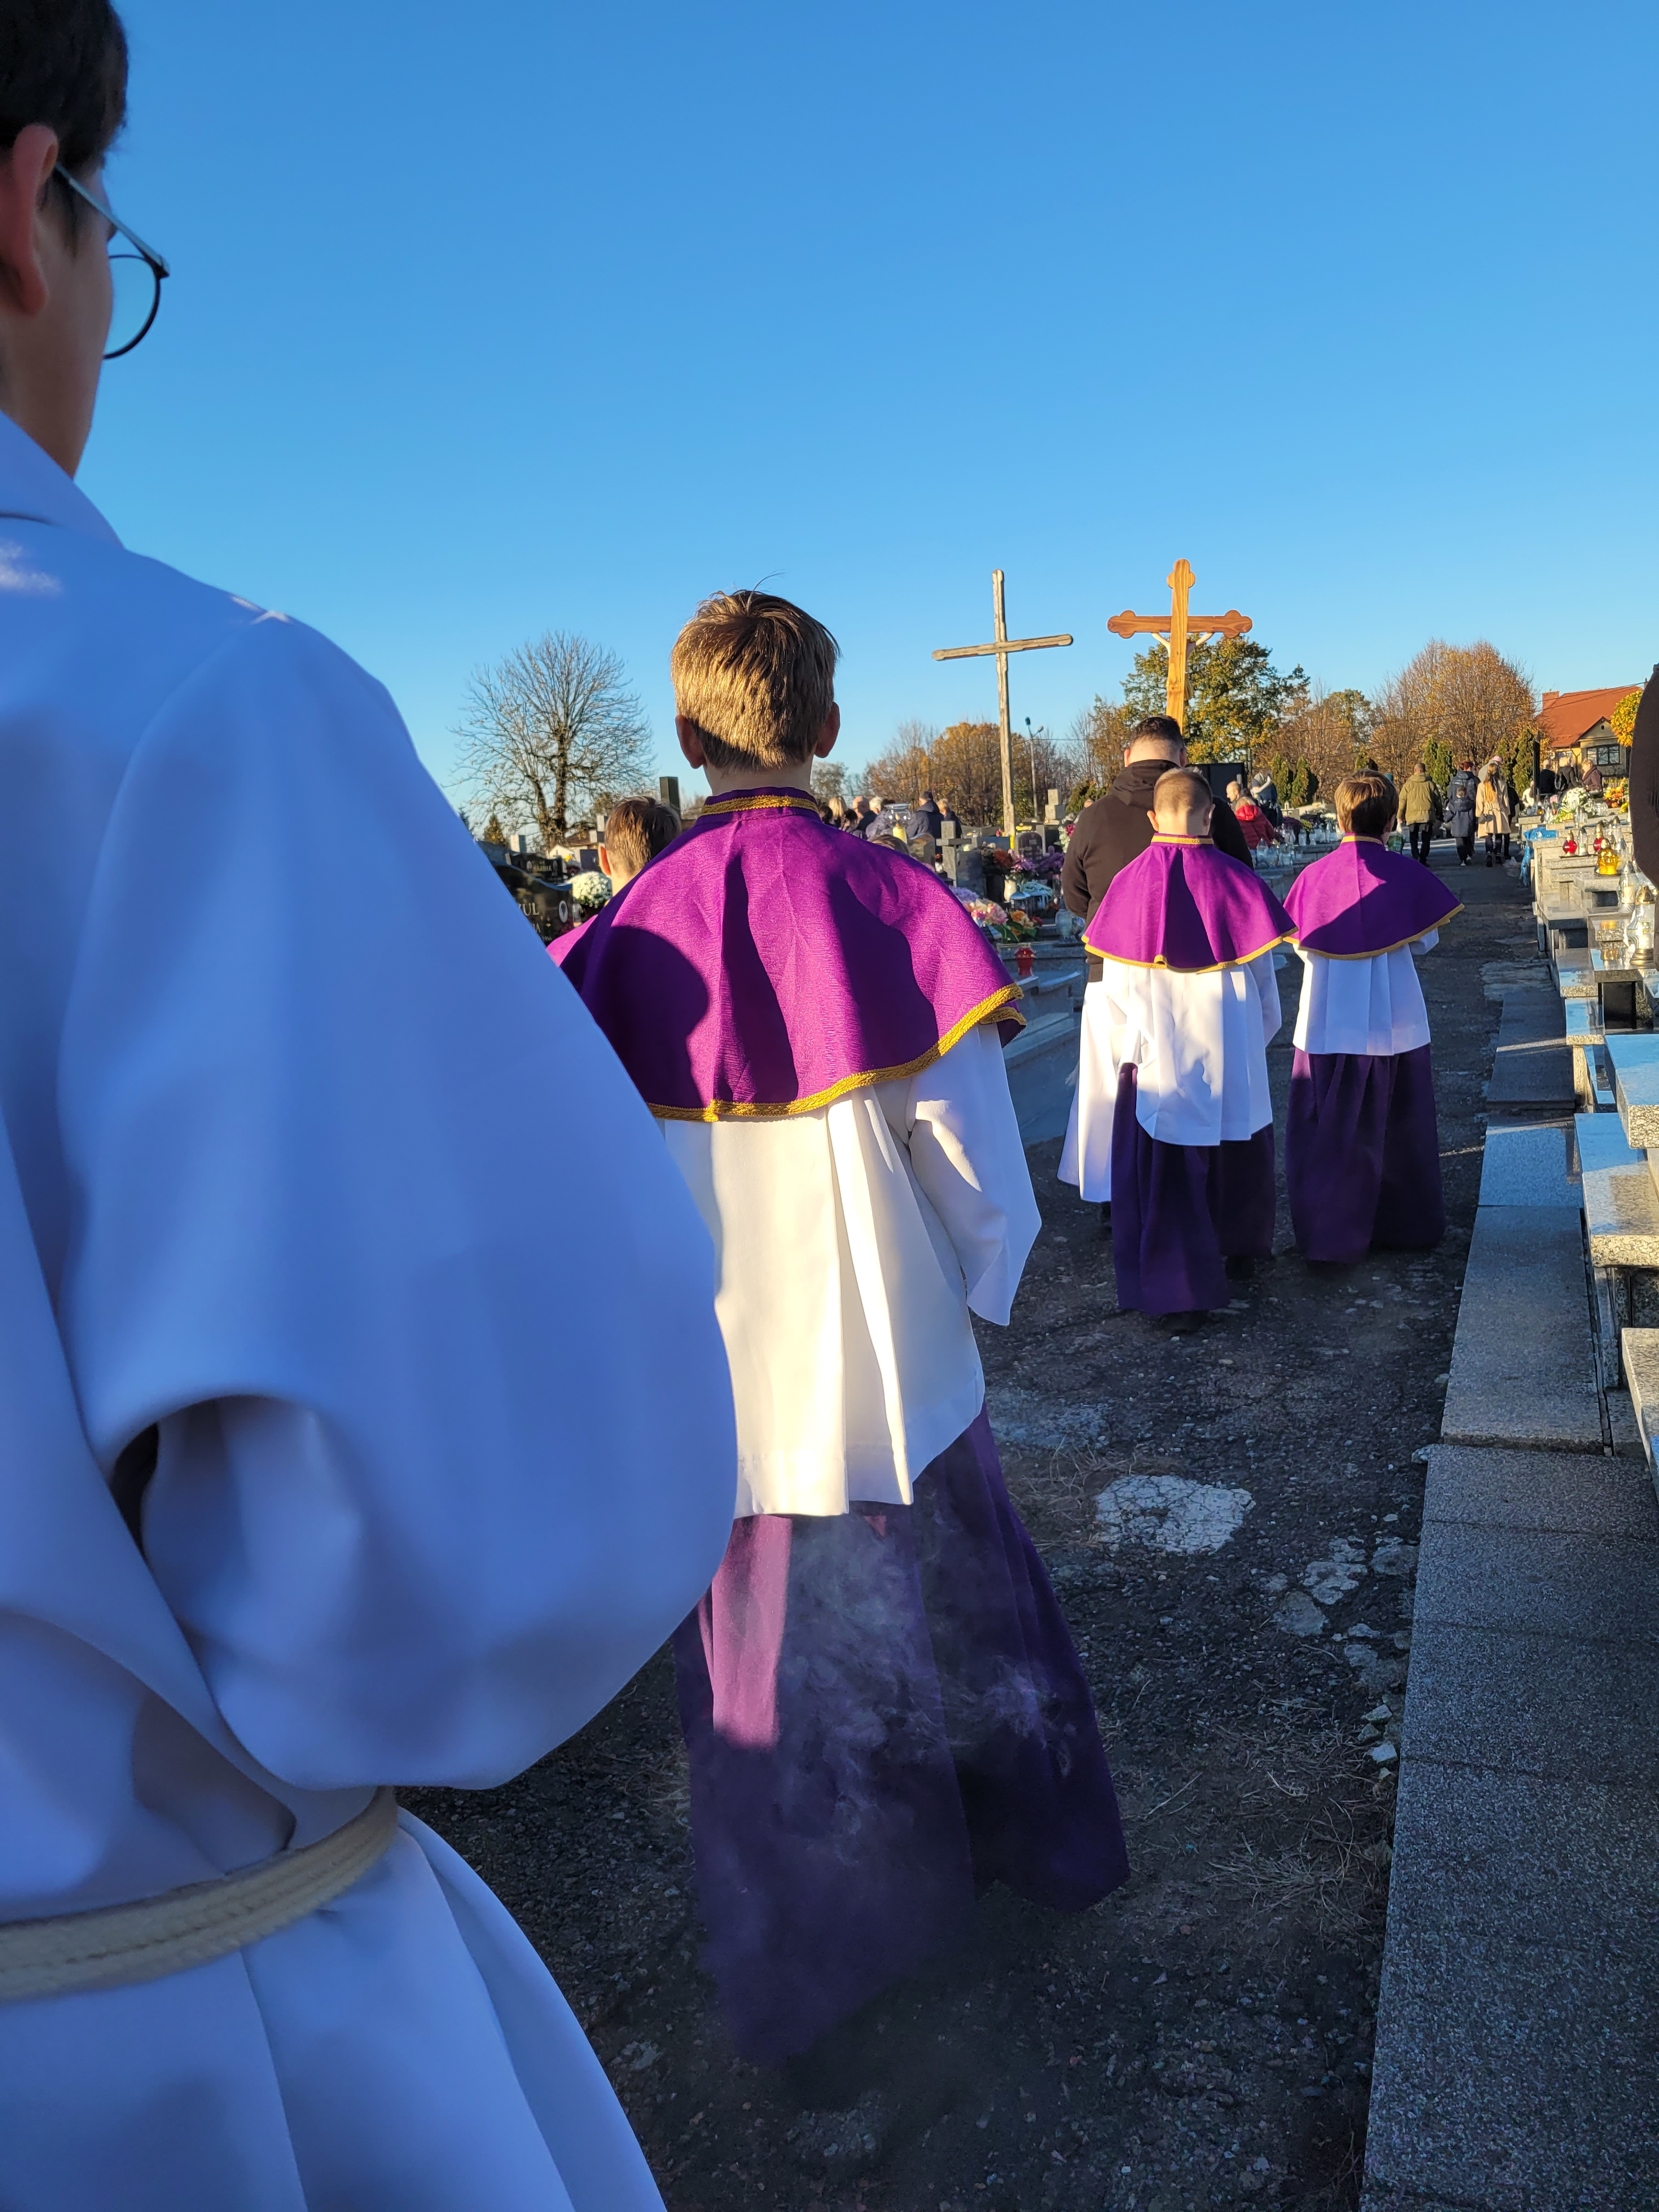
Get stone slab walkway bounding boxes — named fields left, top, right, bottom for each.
left=1485, top=989, right=1574, bottom=1113
left=1363, top=1444, right=1659, bottom=2211
left=1437, top=1207, right=1601, bottom=1453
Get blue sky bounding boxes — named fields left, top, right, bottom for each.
left=83, top=1, right=1658, bottom=794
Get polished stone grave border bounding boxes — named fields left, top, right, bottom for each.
left=1363, top=960, right=1659, bottom=2210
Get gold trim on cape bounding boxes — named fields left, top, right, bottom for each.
left=699, top=791, right=821, bottom=817
left=648, top=984, right=1026, bottom=1122
left=1081, top=930, right=1297, bottom=975
left=1294, top=904, right=1464, bottom=960
left=1149, top=833, right=1214, bottom=846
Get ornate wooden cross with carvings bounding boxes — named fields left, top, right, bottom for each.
left=1107, top=560, right=1252, bottom=733
left=934, top=569, right=1072, bottom=837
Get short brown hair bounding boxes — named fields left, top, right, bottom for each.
left=1335, top=772, right=1396, bottom=837
left=1, top=1, right=128, bottom=238
left=1151, top=767, right=1214, bottom=819
left=601, top=796, right=679, bottom=878
left=671, top=590, right=839, bottom=772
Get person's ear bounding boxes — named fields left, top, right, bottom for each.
left=674, top=714, right=708, bottom=770
left=813, top=702, right=840, bottom=760
left=598, top=844, right=612, bottom=876
left=0, top=126, right=62, bottom=319
left=1147, top=808, right=1159, bottom=827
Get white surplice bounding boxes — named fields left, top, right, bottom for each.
left=0, top=413, right=738, bottom=2211
left=1059, top=955, right=1283, bottom=1203
left=662, top=1023, right=1040, bottom=1518
left=1291, top=933, right=1437, bottom=1057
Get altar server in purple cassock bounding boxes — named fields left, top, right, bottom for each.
left=1069, top=769, right=1294, bottom=1317
left=558, top=591, right=1127, bottom=2066
left=1282, top=774, right=1460, bottom=1263
left=0, top=15, right=739, bottom=2205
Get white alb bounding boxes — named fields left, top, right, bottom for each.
left=662, top=1023, right=1040, bottom=1518
left=1059, top=954, right=1283, bottom=1203
left=1291, top=933, right=1437, bottom=1057
left=0, top=411, right=737, bottom=2211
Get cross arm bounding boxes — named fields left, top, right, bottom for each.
left=932, top=633, right=1074, bottom=662
left=1107, top=610, right=1252, bottom=641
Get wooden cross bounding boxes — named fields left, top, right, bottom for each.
left=1107, top=560, right=1251, bottom=732
left=934, top=569, right=1072, bottom=836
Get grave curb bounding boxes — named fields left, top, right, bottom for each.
left=1361, top=938, right=1659, bottom=2212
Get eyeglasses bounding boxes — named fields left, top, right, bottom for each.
left=52, top=167, right=169, bottom=359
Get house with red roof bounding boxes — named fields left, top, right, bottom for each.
left=1535, top=685, right=1641, bottom=777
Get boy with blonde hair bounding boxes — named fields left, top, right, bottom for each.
left=558, top=590, right=1126, bottom=2065
left=599, top=793, right=680, bottom=886
left=1071, top=767, right=1294, bottom=1316
left=1283, top=772, right=1459, bottom=1261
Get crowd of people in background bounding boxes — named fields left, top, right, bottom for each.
left=818, top=786, right=963, bottom=849
left=797, top=749, right=1530, bottom=883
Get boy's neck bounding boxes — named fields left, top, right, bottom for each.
left=702, top=762, right=816, bottom=797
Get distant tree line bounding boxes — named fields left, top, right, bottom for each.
left=454, top=619, right=1543, bottom=851
left=856, top=635, right=1539, bottom=826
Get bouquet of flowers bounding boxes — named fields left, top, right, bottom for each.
left=567, top=870, right=612, bottom=915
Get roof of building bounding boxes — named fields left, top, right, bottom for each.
left=1535, top=685, right=1642, bottom=752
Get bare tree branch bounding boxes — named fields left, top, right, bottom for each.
left=453, top=632, right=653, bottom=846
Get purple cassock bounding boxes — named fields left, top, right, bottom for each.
left=1082, top=839, right=1293, bottom=1316
left=557, top=789, right=1126, bottom=2063
left=1282, top=839, right=1462, bottom=1264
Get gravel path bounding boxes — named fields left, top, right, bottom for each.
left=406, top=849, right=1527, bottom=2212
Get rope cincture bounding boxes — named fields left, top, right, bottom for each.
left=0, top=1787, right=399, bottom=2002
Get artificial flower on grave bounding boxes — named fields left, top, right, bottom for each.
left=956, top=893, right=1012, bottom=940
left=567, top=870, right=612, bottom=914
left=1011, top=848, right=1064, bottom=881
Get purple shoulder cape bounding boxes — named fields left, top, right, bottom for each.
left=1284, top=838, right=1462, bottom=957
left=554, top=788, right=1024, bottom=1119
left=1082, top=837, right=1294, bottom=971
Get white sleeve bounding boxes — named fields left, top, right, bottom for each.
left=1410, top=929, right=1440, bottom=956
left=1248, top=949, right=1283, bottom=1047
left=879, top=1023, right=1040, bottom=1325
left=57, top=618, right=737, bottom=1792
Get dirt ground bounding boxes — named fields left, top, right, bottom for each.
left=406, top=851, right=1529, bottom=2212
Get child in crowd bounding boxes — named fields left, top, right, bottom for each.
left=557, top=592, right=1126, bottom=2066
left=600, top=793, right=681, bottom=888
left=1227, top=776, right=1279, bottom=859
left=551, top=795, right=679, bottom=966
left=1282, top=772, right=1460, bottom=1263
left=1069, top=768, right=1293, bottom=1317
